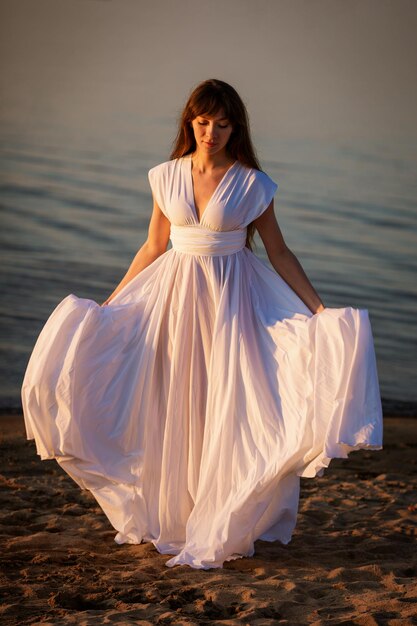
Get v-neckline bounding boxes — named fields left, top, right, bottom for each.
left=186, top=155, right=238, bottom=225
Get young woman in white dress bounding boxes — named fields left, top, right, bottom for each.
left=22, top=78, right=383, bottom=570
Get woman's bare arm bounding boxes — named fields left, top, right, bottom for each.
left=101, top=197, right=171, bottom=306
left=254, top=201, right=325, bottom=315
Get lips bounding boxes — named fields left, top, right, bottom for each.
left=205, top=142, right=217, bottom=147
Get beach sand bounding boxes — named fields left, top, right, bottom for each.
left=0, top=414, right=416, bottom=625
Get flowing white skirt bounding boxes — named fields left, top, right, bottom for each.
left=21, top=245, right=383, bottom=569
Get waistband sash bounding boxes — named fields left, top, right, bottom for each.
left=170, top=225, right=247, bottom=256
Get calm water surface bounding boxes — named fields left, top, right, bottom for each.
left=1, top=125, right=416, bottom=412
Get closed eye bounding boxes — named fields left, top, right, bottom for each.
left=198, top=122, right=229, bottom=128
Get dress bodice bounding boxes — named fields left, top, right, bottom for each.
left=148, top=155, right=279, bottom=233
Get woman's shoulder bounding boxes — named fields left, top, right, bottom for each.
left=148, top=158, right=178, bottom=176
left=239, top=163, right=278, bottom=191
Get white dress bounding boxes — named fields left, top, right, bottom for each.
left=21, top=155, right=383, bottom=569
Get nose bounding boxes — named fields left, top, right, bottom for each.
left=205, top=123, right=217, bottom=139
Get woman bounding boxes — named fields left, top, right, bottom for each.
left=21, top=78, right=383, bottom=570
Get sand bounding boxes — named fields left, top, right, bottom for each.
left=0, top=414, right=416, bottom=626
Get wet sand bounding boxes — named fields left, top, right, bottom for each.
left=0, top=413, right=416, bottom=625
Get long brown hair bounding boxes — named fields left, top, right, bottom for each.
left=169, top=78, right=264, bottom=251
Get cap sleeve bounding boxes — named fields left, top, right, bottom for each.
left=148, top=163, right=168, bottom=218
left=241, top=170, right=278, bottom=227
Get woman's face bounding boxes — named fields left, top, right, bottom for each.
left=190, top=109, right=233, bottom=157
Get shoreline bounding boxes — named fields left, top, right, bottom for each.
left=4, top=397, right=417, bottom=418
